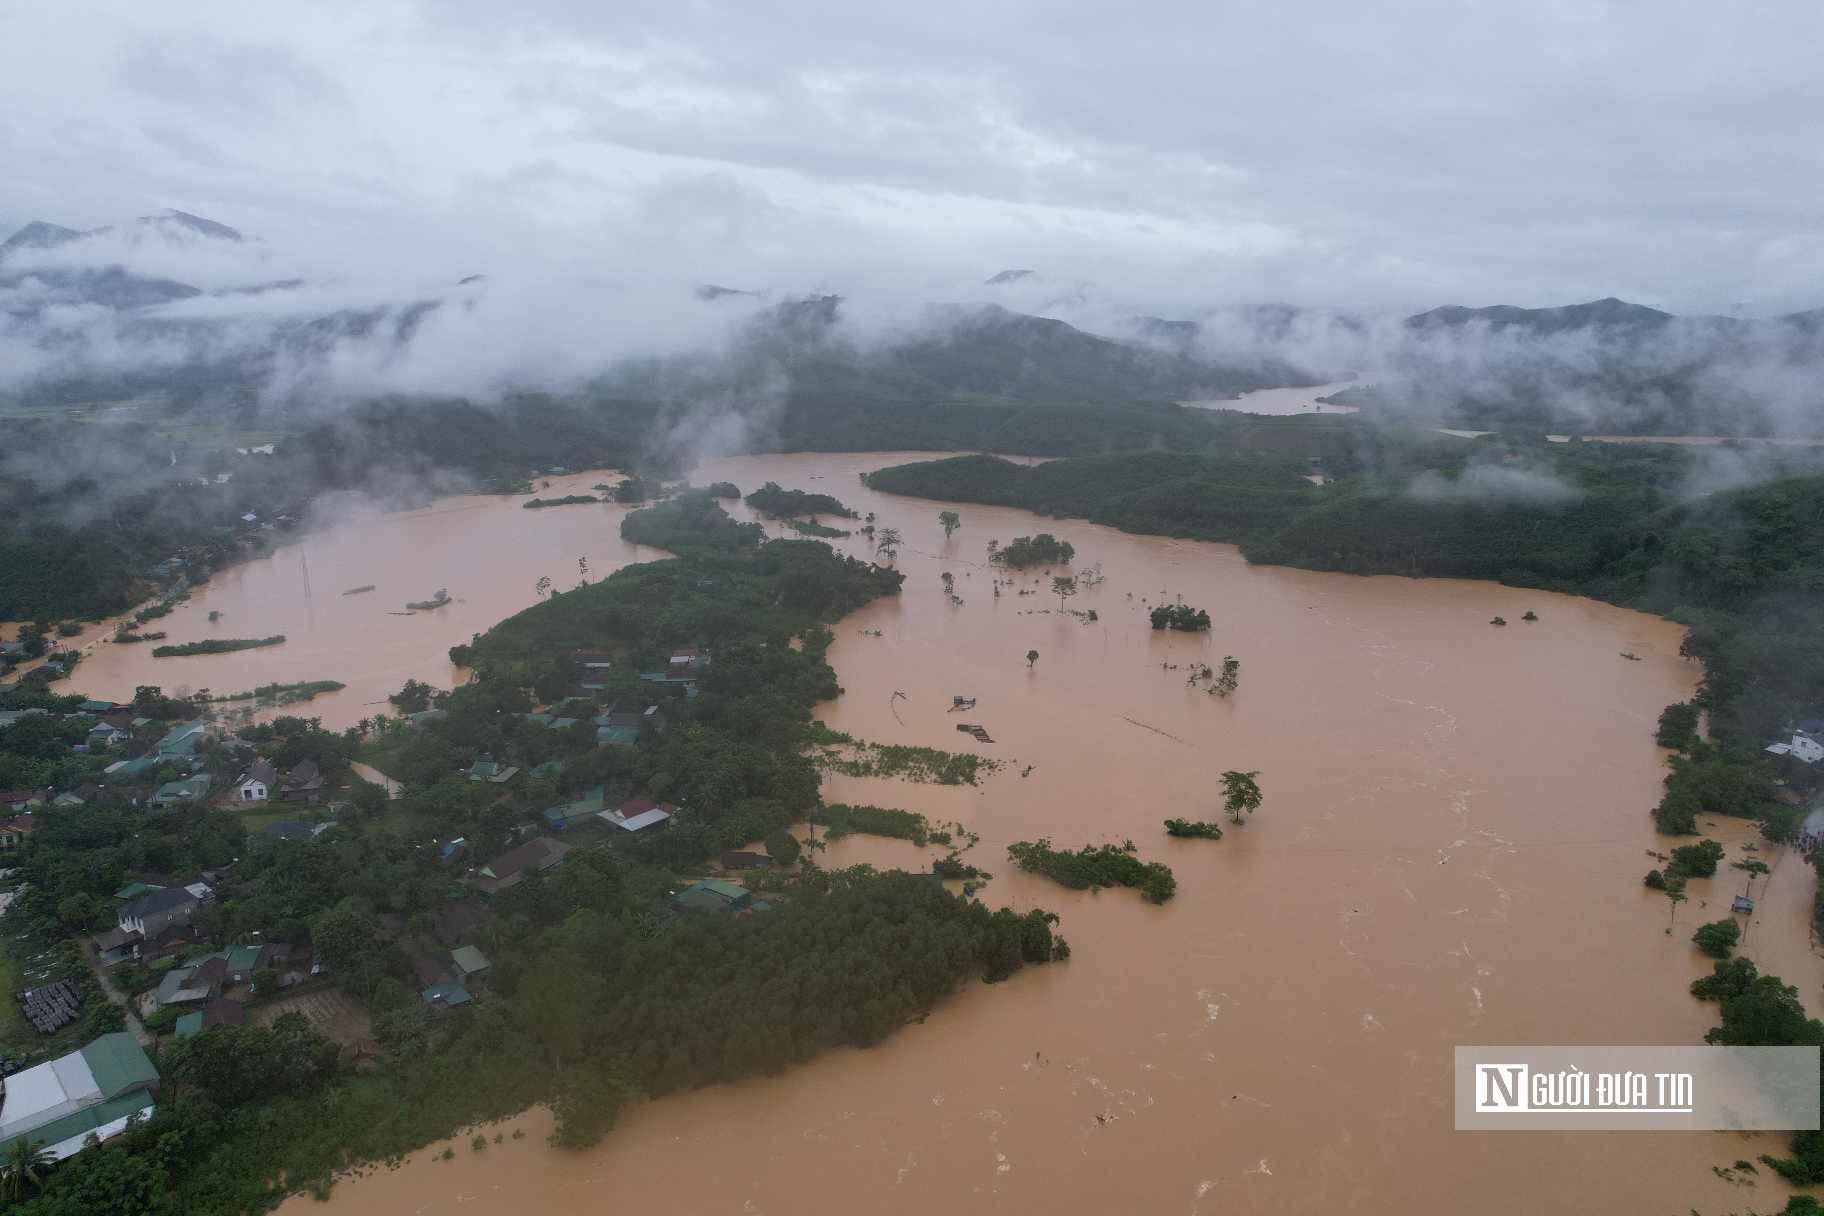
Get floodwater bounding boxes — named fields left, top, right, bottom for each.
left=1183, top=377, right=1362, bottom=415
left=23, top=470, right=665, bottom=729
left=265, top=451, right=1813, bottom=1215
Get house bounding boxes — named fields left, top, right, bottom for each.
left=153, top=960, right=222, bottom=1009
left=721, top=851, right=771, bottom=870
left=594, top=712, right=641, bottom=746
left=669, top=647, right=707, bottom=670
left=104, top=757, right=156, bottom=781
left=0, top=1033, right=158, bottom=1161
left=153, top=720, right=210, bottom=759
left=0, top=814, right=33, bottom=851
left=599, top=797, right=673, bottom=835
left=278, top=759, right=324, bottom=803
left=87, top=722, right=126, bottom=750
left=435, top=836, right=467, bottom=866
left=77, top=700, right=118, bottom=715
left=421, top=982, right=472, bottom=1009
left=118, top=885, right=203, bottom=938
left=450, top=945, right=491, bottom=988
left=471, top=836, right=571, bottom=894
left=0, top=791, right=37, bottom=812
left=52, top=791, right=86, bottom=809
left=93, top=925, right=142, bottom=966
left=466, top=759, right=521, bottom=784
left=572, top=650, right=615, bottom=692
left=671, top=878, right=752, bottom=915
left=544, top=786, right=606, bottom=831
left=150, top=775, right=212, bottom=807
left=236, top=757, right=278, bottom=802
left=1733, top=895, right=1756, bottom=914
left=173, top=997, right=244, bottom=1039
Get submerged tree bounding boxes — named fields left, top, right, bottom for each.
left=1220, top=770, right=1263, bottom=824
left=939, top=510, right=961, bottom=540
left=876, top=527, right=902, bottom=562
left=535, top=575, right=552, bottom=599
left=1213, top=656, right=1240, bottom=697
left=1026, top=649, right=1040, bottom=668
left=1052, top=575, right=1077, bottom=611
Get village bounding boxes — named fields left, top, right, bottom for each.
left=0, top=636, right=818, bottom=1169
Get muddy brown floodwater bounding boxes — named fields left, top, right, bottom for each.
left=153, top=449, right=1790, bottom=1215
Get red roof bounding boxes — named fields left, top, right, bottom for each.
left=0, top=792, right=35, bottom=806
left=0, top=814, right=33, bottom=833
left=670, top=648, right=699, bottom=659
left=617, top=797, right=661, bottom=816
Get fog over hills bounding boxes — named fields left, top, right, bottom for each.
left=2, top=211, right=1822, bottom=438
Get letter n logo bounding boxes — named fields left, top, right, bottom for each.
left=1477, top=1065, right=1529, bottom=1112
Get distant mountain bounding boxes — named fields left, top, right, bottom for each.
left=136, top=209, right=243, bottom=242
left=1348, top=296, right=1824, bottom=434
left=1405, top=296, right=1679, bottom=336
left=984, top=269, right=1034, bottom=286
left=0, top=221, right=92, bottom=257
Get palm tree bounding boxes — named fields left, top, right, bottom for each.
left=2, top=1137, right=53, bottom=1202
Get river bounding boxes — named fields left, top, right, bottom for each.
left=224, top=451, right=1814, bottom=1213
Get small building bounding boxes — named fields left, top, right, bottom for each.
left=259, top=820, right=318, bottom=843
left=450, top=945, right=491, bottom=987
left=278, top=759, right=324, bottom=804
left=174, top=996, right=245, bottom=1038
left=544, top=786, right=607, bottom=831
left=721, top=851, right=771, bottom=870
left=153, top=720, right=210, bottom=760
left=236, top=757, right=278, bottom=802
left=0, top=1033, right=158, bottom=1161
left=104, top=758, right=156, bottom=781
left=93, top=925, right=142, bottom=966
left=472, top=836, right=572, bottom=895
left=572, top=650, right=615, bottom=692
left=150, top=775, right=212, bottom=807
left=87, top=722, right=126, bottom=750
left=466, top=759, right=521, bottom=784
left=1733, top=895, right=1756, bottom=914
left=153, top=960, right=222, bottom=1009
left=599, top=797, right=673, bottom=835
left=421, top=982, right=472, bottom=1009
left=671, top=878, right=752, bottom=915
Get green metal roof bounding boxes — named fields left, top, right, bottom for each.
left=0, top=1092, right=154, bottom=1159
left=695, top=879, right=748, bottom=901
left=79, top=1033, right=159, bottom=1099
left=421, top=982, right=472, bottom=1007
left=174, top=1012, right=204, bottom=1038
left=450, top=945, right=490, bottom=975
left=225, top=944, right=263, bottom=974
left=113, top=881, right=161, bottom=902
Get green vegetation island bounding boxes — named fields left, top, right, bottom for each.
left=522, top=494, right=600, bottom=509
left=743, top=481, right=857, bottom=519
left=151, top=635, right=287, bottom=658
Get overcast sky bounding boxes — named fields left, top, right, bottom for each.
left=4, top=1, right=1823, bottom=314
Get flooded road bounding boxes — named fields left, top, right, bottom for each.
left=269, top=451, right=1806, bottom=1215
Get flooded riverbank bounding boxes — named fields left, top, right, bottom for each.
left=273, top=451, right=1808, bottom=1215
left=1183, top=377, right=1363, bottom=415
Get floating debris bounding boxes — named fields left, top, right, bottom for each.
left=342, top=584, right=376, bottom=596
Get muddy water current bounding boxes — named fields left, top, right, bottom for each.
left=99, top=449, right=1798, bottom=1214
